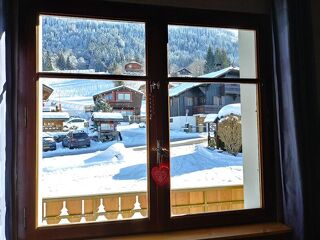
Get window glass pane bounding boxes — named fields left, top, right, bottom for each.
left=168, top=25, right=256, bottom=79
left=39, top=15, right=146, bottom=76
left=38, top=79, right=147, bottom=226
left=169, top=82, right=261, bottom=216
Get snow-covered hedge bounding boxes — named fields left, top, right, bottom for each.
left=217, top=115, right=242, bottom=155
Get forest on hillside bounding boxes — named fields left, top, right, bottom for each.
left=42, top=16, right=239, bottom=75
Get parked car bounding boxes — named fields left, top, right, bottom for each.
left=63, top=118, right=89, bottom=131
left=62, top=131, right=91, bottom=149
left=139, top=122, right=146, bottom=128
left=53, top=134, right=67, bottom=143
left=43, top=137, right=57, bottom=152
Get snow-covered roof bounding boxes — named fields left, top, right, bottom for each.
left=169, top=82, right=203, bottom=97
left=217, top=103, right=241, bottom=119
left=199, top=66, right=239, bottom=78
left=42, top=112, right=70, bottom=120
left=125, top=61, right=142, bottom=66
left=204, top=114, right=218, bottom=123
left=92, top=112, right=124, bottom=121
left=93, top=85, right=143, bottom=98
left=169, top=67, right=239, bottom=97
left=176, top=67, right=192, bottom=74
left=43, top=106, right=56, bottom=112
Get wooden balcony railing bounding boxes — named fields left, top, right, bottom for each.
left=41, top=185, right=243, bottom=226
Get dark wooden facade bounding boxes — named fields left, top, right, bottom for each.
left=170, top=83, right=241, bottom=117
left=93, top=85, right=143, bottom=117
left=169, top=68, right=240, bottom=117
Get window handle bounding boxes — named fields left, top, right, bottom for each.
left=154, top=140, right=168, bottom=165
left=150, top=81, right=160, bottom=93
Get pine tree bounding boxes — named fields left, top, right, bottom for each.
left=213, top=49, right=231, bottom=71
left=66, top=56, right=74, bottom=70
left=56, top=52, right=66, bottom=70
left=93, top=98, right=113, bottom=112
left=43, top=52, right=54, bottom=71
left=204, top=46, right=215, bottom=74
left=113, top=80, right=125, bottom=87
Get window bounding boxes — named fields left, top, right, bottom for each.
left=213, top=96, right=221, bottom=106
left=17, top=2, right=276, bottom=240
left=105, top=93, right=113, bottom=101
left=185, top=97, right=193, bottom=106
left=117, top=93, right=131, bottom=101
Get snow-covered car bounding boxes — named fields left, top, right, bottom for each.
left=43, top=137, right=57, bottom=152
left=138, top=122, right=146, bottom=128
left=63, top=118, right=88, bottom=130
left=62, top=131, right=91, bottom=149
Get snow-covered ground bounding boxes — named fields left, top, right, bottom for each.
left=41, top=140, right=243, bottom=198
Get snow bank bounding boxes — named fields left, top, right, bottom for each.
left=84, top=143, right=126, bottom=164
left=217, top=103, right=241, bottom=119
left=41, top=142, right=243, bottom=197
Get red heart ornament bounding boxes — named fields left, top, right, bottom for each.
left=151, top=163, right=169, bottom=187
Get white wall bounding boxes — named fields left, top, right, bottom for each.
left=239, top=30, right=261, bottom=209
left=169, top=116, right=196, bottom=131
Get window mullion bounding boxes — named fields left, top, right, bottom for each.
left=146, top=17, right=171, bottom=229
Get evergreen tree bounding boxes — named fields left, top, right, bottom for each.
left=66, top=56, right=74, bottom=70
left=41, top=16, right=239, bottom=74
left=204, top=46, right=215, bottom=74
left=113, top=80, right=125, bottom=87
left=43, top=52, right=54, bottom=71
left=213, top=49, right=231, bottom=71
left=56, top=52, right=66, bottom=70
left=93, top=98, right=113, bottom=112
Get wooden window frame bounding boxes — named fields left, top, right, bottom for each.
left=16, top=0, right=278, bottom=239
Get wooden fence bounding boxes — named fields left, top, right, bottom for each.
left=41, top=185, right=243, bottom=225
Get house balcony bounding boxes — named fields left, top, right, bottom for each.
left=221, top=84, right=240, bottom=95
left=193, top=105, right=221, bottom=114
left=41, top=185, right=244, bottom=225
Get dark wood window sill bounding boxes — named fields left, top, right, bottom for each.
left=92, top=222, right=291, bottom=240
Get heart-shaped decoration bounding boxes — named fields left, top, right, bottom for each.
left=151, top=163, right=169, bottom=186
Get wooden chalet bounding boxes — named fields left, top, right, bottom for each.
left=124, top=61, right=143, bottom=73
left=91, top=112, right=124, bottom=141
left=42, top=112, right=70, bottom=132
left=175, top=67, right=193, bottom=77
left=42, top=84, right=53, bottom=101
left=93, top=85, right=143, bottom=121
left=169, top=67, right=240, bottom=117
